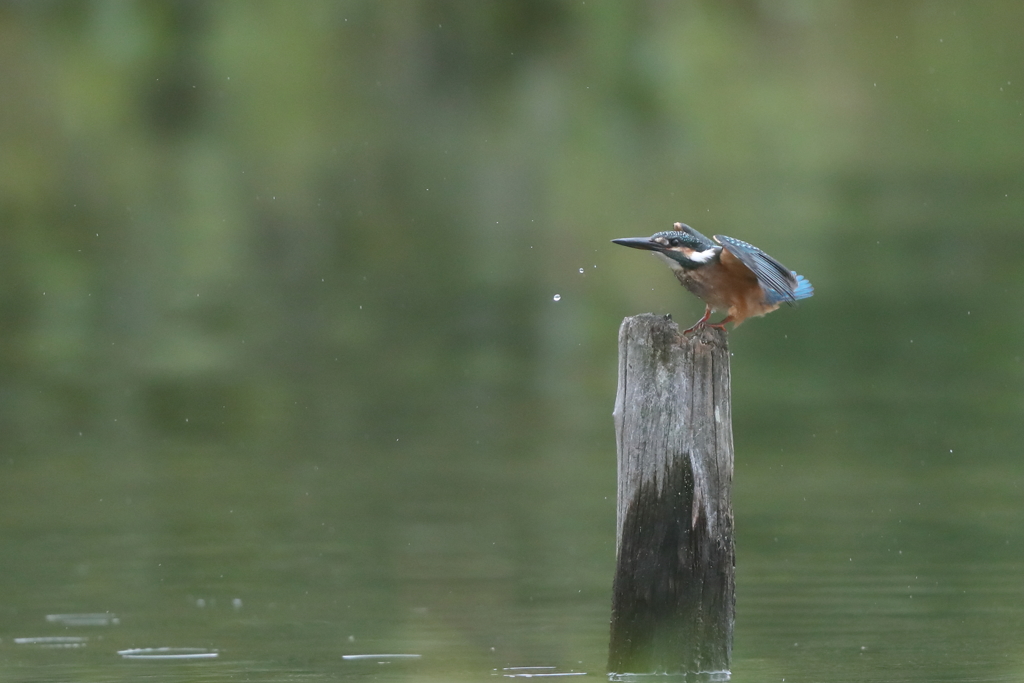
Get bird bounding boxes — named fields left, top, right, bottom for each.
left=612, top=222, right=813, bottom=334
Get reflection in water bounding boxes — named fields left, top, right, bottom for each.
left=14, top=637, right=88, bottom=649
left=117, top=647, right=219, bottom=660
left=499, top=666, right=587, bottom=677
left=609, top=673, right=729, bottom=683
left=46, top=613, right=120, bottom=626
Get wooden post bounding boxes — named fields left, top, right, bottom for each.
left=608, top=313, right=735, bottom=676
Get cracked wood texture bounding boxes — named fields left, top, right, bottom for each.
left=608, top=313, right=735, bottom=676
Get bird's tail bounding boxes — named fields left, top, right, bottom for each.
left=791, top=273, right=814, bottom=301
left=767, top=272, right=814, bottom=306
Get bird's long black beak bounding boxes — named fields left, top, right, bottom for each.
left=611, top=237, right=664, bottom=252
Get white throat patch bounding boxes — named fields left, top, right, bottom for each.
left=654, top=248, right=717, bottom=271
left=688, top=247, right=718, bottom=264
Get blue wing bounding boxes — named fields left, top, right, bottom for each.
left=714, top=234, right=811, bottom=305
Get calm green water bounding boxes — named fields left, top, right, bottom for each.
left=3, top=441, right=1023, bottom=681
left=3, top=2, right=1024, bottom=681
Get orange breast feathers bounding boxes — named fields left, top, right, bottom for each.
left=695, top=249, right=783, bottom=326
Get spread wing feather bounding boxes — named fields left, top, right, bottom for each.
left=714, top=234, right=800, bottom=304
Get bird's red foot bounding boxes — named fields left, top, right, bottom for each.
left=708, top=318, right=733, bottom=330
left=681, top=305, right=714, bottom=335
left=707, top=314, right=734, bottom=331
left=682, top=306, right=734, bottom=334
left=683, top=313, right=733, bottom=335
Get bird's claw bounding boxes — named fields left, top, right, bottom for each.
left=681, top=319, right=729, bottom=336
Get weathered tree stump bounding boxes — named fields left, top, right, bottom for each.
left=608, top=313, right=735, bottom=676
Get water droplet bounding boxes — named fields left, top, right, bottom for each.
left=553, top=294, right=561, bottom=302
left=579, top=268, right=584, bottom=274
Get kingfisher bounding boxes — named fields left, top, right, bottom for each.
left=612, top=222, right=813, bottom=333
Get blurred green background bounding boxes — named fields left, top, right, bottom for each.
left=1, top=2, right=1023, bottom=681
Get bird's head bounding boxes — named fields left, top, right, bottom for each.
left=612, top=223, right=719, bottom=270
